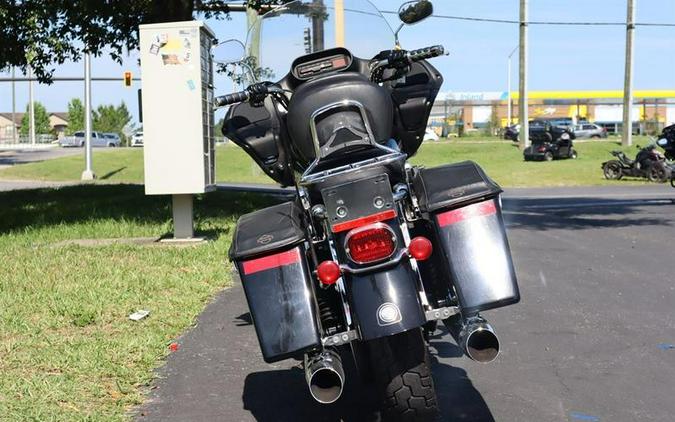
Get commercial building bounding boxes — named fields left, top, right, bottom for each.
left=430, top=90, right=675, bottom=135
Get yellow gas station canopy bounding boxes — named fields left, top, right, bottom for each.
left=509, top=90, right=675, bottom=100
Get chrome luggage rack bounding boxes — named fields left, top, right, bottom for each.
left=299, top=99, right=404, bottom=185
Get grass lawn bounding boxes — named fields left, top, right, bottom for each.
left=0, top=185, right=275, bottom=420
left=0, top=137, right=656, bottom=187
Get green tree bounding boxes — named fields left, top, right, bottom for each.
left=486, top=104, right=501, bottom=137
left=66, top=98, right=85, bottom=135
left=20, top=102, right=51, bottom=135
left=93, top=102, right=133, bottom=143
left=0, top=1, right=295, bottom=83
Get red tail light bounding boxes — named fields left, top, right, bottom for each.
left=409, top=236, right=433, bottom=261
left=317, top=260, right=341, bottom=285
left=345, top=223, right=396, bottom=264
left=537, top=146, right=546, bottom=152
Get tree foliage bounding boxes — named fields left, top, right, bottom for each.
left=20, top=102, right=51, bottom=135
left=0, top=1, right=294, bottom=83
left=66, top=98, right=84, bottom=135
left=93, top=102, right=133, bottom=141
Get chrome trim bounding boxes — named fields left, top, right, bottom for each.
left=301, top=100, right=400, bottom=182
left=344, top=222, right=397, bottom=265
left=425, top=306, right=460, bottom=322
left=300, top=151, right=407, bottom=185
left=321, top=329, right=359, bottom=347
left=339, top=248, right=409, bottom=275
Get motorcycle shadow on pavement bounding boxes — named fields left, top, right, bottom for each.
left=241, top=327, right=494, bottom=422
left=242, top=358, right=380, bottom=422
left=427, top=329, right=497, bottom=422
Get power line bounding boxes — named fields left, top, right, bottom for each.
left=379, top=10, right=675, bottom=27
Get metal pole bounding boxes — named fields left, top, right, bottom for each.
left=81, top=53, right=96, bottom=180
left=311, top=0, right=325, bottom=52
left=622, top=0, right=636, bottom=146
left=335, top=0, right=345, bottom=48
left=507, top=45, right=518, bottom=127
left=11, top=67, right=17, bottom=144
left=28, top=66, right=36, bottom=145
left=507, top=56, right=511, bottom=127
left=519, top=0, right=529, bottom=149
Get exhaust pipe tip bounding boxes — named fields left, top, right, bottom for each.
left=308, top=366, right=344, bottom=404
left=305, top=350, right=344, bottom=404
left=465, top=326, right=500, bottom=363
left=444, top=315, right=501, bottom=364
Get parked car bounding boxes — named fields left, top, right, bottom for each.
left=101, top=133, right=122, bottom=147
left=131, top=131, right=143, bottom=147
left=524, top=122, right=577, bottom=161
left=59, top=131, right=120, bottom=147
left=423, top=128, right=439, bottom=141
left=572, top=123, right=607, bottom=139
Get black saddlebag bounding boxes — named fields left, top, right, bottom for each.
left=229, top=201, right=321, bottom=363
left=412, top=161, right=520, bottom=315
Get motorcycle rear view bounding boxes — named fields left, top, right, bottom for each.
left=220, top=1, right=520, bottom=419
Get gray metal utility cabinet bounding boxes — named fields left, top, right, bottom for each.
left=139, top=21, right=216, bottom=240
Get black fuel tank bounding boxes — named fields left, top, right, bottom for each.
left=286, top=72, right=393, bottom=167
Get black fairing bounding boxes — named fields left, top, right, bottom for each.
left=286, top=72, right=393, bottom=167
left=223, top=98, right=295, bottom=186
left=386, top=60, right=443, bottom=157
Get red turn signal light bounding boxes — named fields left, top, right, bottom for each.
left=317, top=260, right=341, bottom=285
left=409, top=236, right=433, bottom=261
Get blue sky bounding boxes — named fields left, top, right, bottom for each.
left=1, top=0, right=674, bottom=125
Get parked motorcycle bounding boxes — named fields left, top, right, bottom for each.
left=602, top=144, right=670, bottom=183
left=218, top=1, right=520, bottom=419
left=655, top=124, right=675, bottom=187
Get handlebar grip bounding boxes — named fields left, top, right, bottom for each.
left=407, top=45, right=445, bottom=62
left=215, top=90, right=249, bottom=107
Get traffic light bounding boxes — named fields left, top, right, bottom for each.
left=124, top=71, right=132, bottom=87
left=303, top=28, right=312, bottom=54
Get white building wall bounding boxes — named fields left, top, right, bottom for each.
left=472, top=106, right=492, bottom=124
left=594, top=105, right=641, bottom=122
left=666, top=106, right=675, bottom=125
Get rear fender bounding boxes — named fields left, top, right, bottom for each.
left=344, top=260, right=426, bottom=341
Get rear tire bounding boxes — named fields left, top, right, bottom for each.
left=366, top=328, right=439, bottom=422
left=603, top=161, right=623, bottom=180
left=544, top=151, right=554, bottom=162
left=569, top=149, right=578, bottom=159
left=648, top=164, right=668, bottom=183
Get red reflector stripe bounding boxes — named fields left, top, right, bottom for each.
left=332, top=209, right=397, bottom=233
left=436, top=201, right=497, bottom=227
left=241, top=248, right=301, bottom=275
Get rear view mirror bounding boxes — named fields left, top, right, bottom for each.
left=398, top=1, right=433, bottom=25
left=211, top=39, right=246, bottom=65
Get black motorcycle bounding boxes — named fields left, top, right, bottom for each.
left=655, top=124, right=675, bottom=187
left=602, top=144, right=670, bottom=183
left=218, top=1, right=520, bottom=419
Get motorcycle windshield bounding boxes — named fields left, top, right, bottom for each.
left=246, top=0, right=394, bottom=82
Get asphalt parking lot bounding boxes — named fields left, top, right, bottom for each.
left=0, top=147, right=82, bottom=169
left=137, top=187, right=675, bottom=422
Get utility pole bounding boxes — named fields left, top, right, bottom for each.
left=518, top=0, right=529, bottom=149
left=507, top=45, right=518, bottom=128
left=335, top=0, right=345, bottom=47
left=311, top=0, right=325, bottom=52
left=622, top=0, right=636, bottom=147
left=28, top=66, right=36, bottom=145
left=81, top=53, right=96, bottom=180
left=11, top=67, right=17, bottom=144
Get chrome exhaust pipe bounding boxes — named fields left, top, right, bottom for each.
left=304, top=349, right=344, bottom=404
left=444, top=315, right=500, bottom=363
